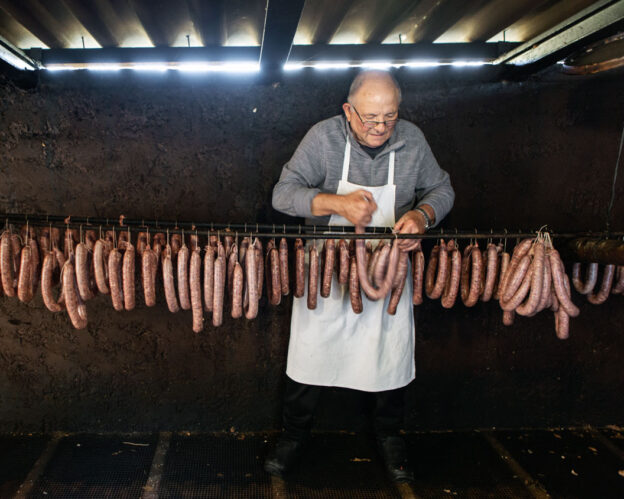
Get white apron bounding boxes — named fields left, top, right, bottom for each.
left=286, top=141, right=415, bottom=392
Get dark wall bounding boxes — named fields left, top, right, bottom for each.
left=0, top=64, right=623, bottom=433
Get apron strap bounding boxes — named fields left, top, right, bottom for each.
left=342, top=141, right=351, bottom=182
left=388, top=150, right=395, bottom=185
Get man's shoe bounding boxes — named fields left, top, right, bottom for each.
left=264, top=438, right=305, bottom=478
left=377, top=435, right=415, bottom=483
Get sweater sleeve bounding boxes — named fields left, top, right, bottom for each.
left=272, top=125, right=326, bottom=218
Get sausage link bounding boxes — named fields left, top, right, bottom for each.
left=555, top=307, right=570, bottom=340
left=75, top=243, right=94, bottom=301
left=294, top=238, right=305, bottom=298
left=38, top=228, right=51, bottom=256
left=227, top=244, right=238, bottom=298
left=412, top=243, right=425, bottom=305
left=501, top=254, right=531, bottom=303
left=387, top=250, right=410, bottom=314
left=10, top=234, right=21, bottom=289
left=108, top=248, right=124, bottom=311
left=321, top=239, right=335, bottom=298
left=170, top=234, right=182, bottom=255
left=463, top=244, right=483, bottom=307
left=231, top=261, right=243, bottom=319
left=136, top=232, right=148, bottom=256
left=429, top=240, right=449, bottom=300
left=498, top=239, right=533, bottom=300
left=587, top=264, right=615, bottom=305
left=224, top=234, right=234, bottom=257
left=203, top=245, right=215, bottom=312
left=279, top=238, right=290, bottom=296
left=516, top=240, right=545, bottom=317
left=355, top=226, right=400, bottom=301
left=424, top=244, right=440, bottom=298
left=213, top=254, right=226, bottom=326
left=189, top=234, right=199, bottom=252
left=500, top=266, right=534, bottom=312
left=307, top=245, right=319, bottom=309
left=162, top=245, right=180, bottom=313
left=611, top=266, right=624, bottom=294
left=244, top=239, right=259, bottom=319
left=1, top=232, right=15, bottom=297
left=255, top=241, right=264, bottom=299
left=142, top=247, right=158, bottom=307
left=494, top=251, right=510, bottom=301
left=190, top=247, right=204, bottom=332
left=122, top=242, right=136, bottom=311
left=549, top=249, right=580, bottom=317
left=17, top=244, right=33, bottom=303
left=61, top=258, right=87, bottom=329
left=349, top=254, right=363, bottom=314
left=502, top=310, right=515, bottom=326
left=441, top=246, right=461, bottom=309
left=93, top=240, right=110, bottom=294
left=535, top=251, right=552, bottom=313
left=481, top=243, right=499, bottom=302
left=63, top=229, right=77, bottom=260
left=41, top=251, right=63, bottom=312
left=177, top=244, right=191, bottom=310
left=572, top=262, right=598, bottom=295
left=338, top=239, right=349, bottom=285
left=373, top=244, right=391, bottom=288
left=368, top=242, right=385, bottom=285
left=269, top=247, right=281, bottom=305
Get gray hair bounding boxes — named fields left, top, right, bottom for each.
left=347, top=70, right=402, bottom=104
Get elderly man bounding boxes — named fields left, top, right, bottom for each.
left=267, top=70, right=454, bottom=481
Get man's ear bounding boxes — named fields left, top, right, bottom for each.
left=342, top=103, right=351, bottom=122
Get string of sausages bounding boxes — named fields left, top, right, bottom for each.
left=1, top=225, right=622, bottom=339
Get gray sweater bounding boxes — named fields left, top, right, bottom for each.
left=272, top=115, right=454, bottom=227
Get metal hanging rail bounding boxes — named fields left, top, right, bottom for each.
left=1, top=212, right=623, bottom=240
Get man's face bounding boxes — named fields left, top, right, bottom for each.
left=342, top=81, right=399, bottom=148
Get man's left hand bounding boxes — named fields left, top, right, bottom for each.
left=393, top=210, right=426, bottom=251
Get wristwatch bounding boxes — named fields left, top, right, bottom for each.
left=414, top=207, right=432, bottom=230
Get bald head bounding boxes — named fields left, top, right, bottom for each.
left=347, top=70, right=402, bottom=106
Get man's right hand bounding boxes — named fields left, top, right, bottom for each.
left=311, top=189, right=377, bottom=226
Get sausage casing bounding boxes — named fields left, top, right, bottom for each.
left=190, top=247, right=204, bottom=332
left=162, top=245, right=180, bottom=313
left=294, top=238, right=305, bottom=298
left=177, top=244, right=191, bottom=310
left=307, top=245, right=319, bottom=309
left=142, top=247, right=158, bottom=307
left=279, top=238, right=290, bottom=296
left=108, top=248, right=124, bottom=312
left=349, top=255, right=363, bottom=314
left=321, top=239, right=335, bottom=298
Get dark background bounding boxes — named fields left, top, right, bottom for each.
left=0, top=62, right=623, bottom=433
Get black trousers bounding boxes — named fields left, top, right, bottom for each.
left=282, top=376, right=408, bottom=441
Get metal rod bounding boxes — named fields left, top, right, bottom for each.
left=1, top=213, right=623, bottom=240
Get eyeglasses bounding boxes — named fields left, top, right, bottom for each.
left=350, top=105, right=398, bottom=129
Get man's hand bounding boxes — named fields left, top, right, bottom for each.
left=311, top=190, right=377, bottom=226
left=393, top=210, right=427, bottom=251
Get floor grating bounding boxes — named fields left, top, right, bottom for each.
left=0, top=429, right=622, bottom=498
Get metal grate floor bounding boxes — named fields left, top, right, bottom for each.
left=0, top=428, right=622, bottom=498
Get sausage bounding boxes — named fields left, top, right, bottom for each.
left=239, top=237, right=249, bottom=267
left=612, top=266, right=624, bottom=294
left=424, top=244, right=440, bottom=298
left=224, top=234, right=234, bottom=257
left=108, top=248, right=124, bottom=312
left=93, top=240, right=110, bottom=294
left=307, top=245, right=319, bottom=309
left=227, top=244, right=238, bottom=298
left=494, top=251, right=510, bottom=301
left=203, top=245, right=215, bottom=312
left=349, top=254, right=363, bottom=314
left=122, top=242, right=136, bottom=311
left=254, top=239, right=263, bottom=299
left=189, top=234, right=199, bottom=252
left=500, top=266, right=534, bottom=312
left=136, top=232, right=148, bottom=256
left=177, top=244, right=191, bottom=310
left=11, top=234, right=21, bottom=288
left=498, top=239, right=533, bottom=300
left=75, top=243, right=94, bottom=301
left=441, top=245, right=461, bottom=309
left=355, top=225, right=399, bottom=301
left=212, top=254, right=226, bottom=326
left=17, top=244, right=33, bottom=303
left=338, top=239, right=349, bottom=285
left=162, top=245, right=180, bottom=313
left=231, top=261, right=243, bottom=319
left=481, top=243, right=499, bottom=302
left=279, top=238, right=290, bottom=296
left=461, top=244, right=483, bottom=307
left=587, top=264, right=615, bottom=305
left=516, top=240, right=545, bottom=317
left=429, top=240, right=449, bottom=300
left=501, top=254, right=531, bottom=303
left=294, top=238, right=305, bottom=298
left=373, top=244, right=391, bottom=288
left=190, top=247, right=204, bottom=332
left=63, top=229, right=79, bottom=260
left=368, top=242, right=385, bottom=285
left=41, top=251, right=63, bottom=312
left=387, top=250, right=409, bottom=314
left=321, top=238, right=335, bottom=298
left=549, top=249, right=580, bottom=317
left=38, top=228, right=51, bottom=256
left=269, top=247, right=281, bottom=306
left=502, top=310, right=515, bottom=326
left=535, top=252, right=552, bottom=313
left=170, top=233, right=182, bottom=255
left=61, top=257, right=87, bottom=330
left=209, top=234, right=218, bottom=247
left=118, top=231, right=130, bottom=251
left=244, top=239, right=259, bottom=320
left=142, top=247, right=157, bottom=307
left=572, top=262, right=599, bottom=295
left=1, top=231, right=16, bottom=297
left=555, top=307, right=570, bottom=340
left=412, top=243, right=425, bottom=305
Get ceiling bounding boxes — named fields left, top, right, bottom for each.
left=0, top=0, right=622, bottom=71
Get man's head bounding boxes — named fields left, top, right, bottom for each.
left=343, top=70, right=401, bottom=148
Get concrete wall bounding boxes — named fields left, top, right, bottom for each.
left=0, top=64, right=623, bottom=432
